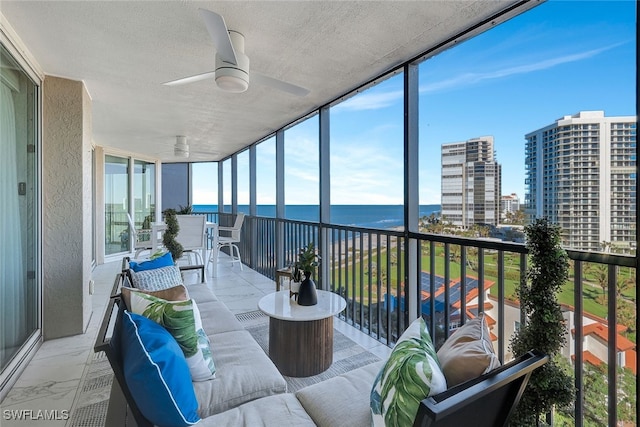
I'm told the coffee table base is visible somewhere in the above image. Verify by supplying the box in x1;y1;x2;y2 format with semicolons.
268;316;334;377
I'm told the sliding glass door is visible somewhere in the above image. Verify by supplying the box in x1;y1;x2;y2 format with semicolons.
104;156;156;256
0;44;40;390
104;155;129;256
133;160;156;232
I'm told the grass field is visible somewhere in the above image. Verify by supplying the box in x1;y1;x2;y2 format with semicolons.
329;242;635;331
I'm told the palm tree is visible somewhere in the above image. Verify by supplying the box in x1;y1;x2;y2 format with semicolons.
591;264;608;302
616;275;636;330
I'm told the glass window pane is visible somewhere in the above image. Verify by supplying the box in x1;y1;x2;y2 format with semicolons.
0;43;39;372
330;73;404;229
105;155;129;255
237;150;250;215
222;159;231;213
192;162;218;212
133;160;155;230
418;1;635;254
256;137;276;217
285;115;319;222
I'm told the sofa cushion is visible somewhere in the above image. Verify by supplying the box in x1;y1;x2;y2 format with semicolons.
121;311;200;427
129;251;174;272
121;284;189;309
370;317;447;427
193;329;288;417
436;313;501;387
185;284;219;303
296;361;383;427
197;394;315;427
196;300;246;334
130;265;183;291
128;291;216;381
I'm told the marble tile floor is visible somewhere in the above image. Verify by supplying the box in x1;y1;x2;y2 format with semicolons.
0;253;391;426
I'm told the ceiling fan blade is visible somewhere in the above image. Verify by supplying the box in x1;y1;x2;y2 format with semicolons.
162;71;216;86
251;72;310;97
198;8;237;65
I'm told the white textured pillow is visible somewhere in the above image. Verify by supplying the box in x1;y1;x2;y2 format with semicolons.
130;265;183;291
436;313;501;387
370;318;447;426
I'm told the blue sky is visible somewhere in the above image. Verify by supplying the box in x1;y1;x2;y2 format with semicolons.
194;0;636;206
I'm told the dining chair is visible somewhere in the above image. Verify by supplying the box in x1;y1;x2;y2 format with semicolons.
126;213;154;258
175;215;207;265
209;212;245;270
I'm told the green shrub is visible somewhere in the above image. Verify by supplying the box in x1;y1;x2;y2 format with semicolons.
162;209;183;262
509;218;574;426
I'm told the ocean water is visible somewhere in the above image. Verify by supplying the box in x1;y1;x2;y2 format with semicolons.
193;204;441;230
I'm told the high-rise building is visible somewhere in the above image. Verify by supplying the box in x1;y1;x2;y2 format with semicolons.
501;193;520;220
441;137;501;228
525;111;637;252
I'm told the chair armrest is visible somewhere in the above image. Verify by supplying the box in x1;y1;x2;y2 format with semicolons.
93;271;153;427
94;272;126;355
413;350;548;427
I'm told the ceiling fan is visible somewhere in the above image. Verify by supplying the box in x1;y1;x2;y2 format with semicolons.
163;9;310;97
172;136;218;159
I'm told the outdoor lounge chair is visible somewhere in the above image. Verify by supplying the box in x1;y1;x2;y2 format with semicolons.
413;349;548;427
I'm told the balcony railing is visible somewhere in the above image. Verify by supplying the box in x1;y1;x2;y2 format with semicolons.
198;211;636;426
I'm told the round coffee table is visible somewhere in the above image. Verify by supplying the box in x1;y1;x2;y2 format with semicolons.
258;290;346;377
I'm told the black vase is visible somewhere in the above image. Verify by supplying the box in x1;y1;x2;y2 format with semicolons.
297;272;318;306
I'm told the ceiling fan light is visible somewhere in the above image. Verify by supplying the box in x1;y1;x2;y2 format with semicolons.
215;71;249;93
214;39;250;93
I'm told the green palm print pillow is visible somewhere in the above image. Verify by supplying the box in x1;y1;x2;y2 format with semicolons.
370;317;447;426
128;292;216;381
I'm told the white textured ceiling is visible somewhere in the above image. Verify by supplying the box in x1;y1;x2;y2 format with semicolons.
0;1;533;162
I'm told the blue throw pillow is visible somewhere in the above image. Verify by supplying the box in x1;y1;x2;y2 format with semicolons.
121;311;200;427
130;251;174;272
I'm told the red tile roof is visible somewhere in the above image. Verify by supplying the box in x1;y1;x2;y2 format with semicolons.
580;323;635;351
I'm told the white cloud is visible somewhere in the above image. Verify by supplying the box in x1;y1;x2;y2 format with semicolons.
333;89;404;112
421;43;621;94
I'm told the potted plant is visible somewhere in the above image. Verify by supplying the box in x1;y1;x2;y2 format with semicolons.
162;208;183;262
178;204;193;214
509;217;574;426
294;242;320;306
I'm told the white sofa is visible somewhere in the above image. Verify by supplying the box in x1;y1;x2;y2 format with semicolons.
95;259;547;427
95;263;381;427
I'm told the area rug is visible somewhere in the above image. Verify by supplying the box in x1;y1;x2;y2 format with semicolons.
69;350;113;427
69;310;381;426
236;310;381;392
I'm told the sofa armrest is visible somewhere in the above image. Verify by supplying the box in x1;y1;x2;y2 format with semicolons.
413;350;548;427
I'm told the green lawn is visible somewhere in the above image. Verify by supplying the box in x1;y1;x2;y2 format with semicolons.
329;243;632;323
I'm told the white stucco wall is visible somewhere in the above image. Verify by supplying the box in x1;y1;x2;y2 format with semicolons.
42;76;92;339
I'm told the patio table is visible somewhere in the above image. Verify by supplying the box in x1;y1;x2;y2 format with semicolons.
258;290;346;377
151;220;219;277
